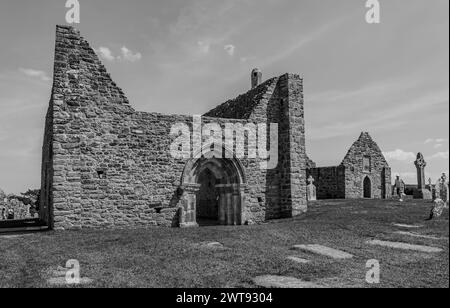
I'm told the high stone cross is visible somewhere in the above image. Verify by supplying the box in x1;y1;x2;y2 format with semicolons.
413;153;432;200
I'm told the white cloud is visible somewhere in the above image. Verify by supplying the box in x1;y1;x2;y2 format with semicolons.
96;47;116;61
425;138;447;144
95;46;142;63
224;44;236;56
424;138;448;150
119;46;142;62
18;68;50;82
428;151;449;160
383;149;416;162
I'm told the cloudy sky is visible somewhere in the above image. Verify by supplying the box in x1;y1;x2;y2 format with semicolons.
0;0;448;193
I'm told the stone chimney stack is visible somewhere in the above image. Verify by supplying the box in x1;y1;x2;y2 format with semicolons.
251;68;262;89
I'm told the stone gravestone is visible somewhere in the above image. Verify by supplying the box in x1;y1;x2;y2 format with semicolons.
428;173;449;220
428;199;446;220
413;153;432;200
307;176;317;201
429;178;434;199
435;173;448;203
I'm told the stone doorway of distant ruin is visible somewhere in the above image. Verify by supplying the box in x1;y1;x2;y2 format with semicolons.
363;176;372;199
196;169;220;226
180;148;246;227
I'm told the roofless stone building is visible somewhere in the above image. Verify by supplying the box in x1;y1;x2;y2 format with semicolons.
39;26;308;230
307;132;392;200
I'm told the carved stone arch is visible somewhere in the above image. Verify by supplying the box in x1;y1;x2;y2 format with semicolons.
181;146;246;185
178;145;247;227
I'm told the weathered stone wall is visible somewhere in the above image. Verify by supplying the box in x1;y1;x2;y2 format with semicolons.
39;99;54;226
206;76;283;220
205;77;280;120
40;26;307;230
341;132;392;199
278;75;307;216
307;166;345;199
206;73;307;219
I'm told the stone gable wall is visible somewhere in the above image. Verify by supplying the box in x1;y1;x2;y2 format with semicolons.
341;132;391;199
277;75;307;216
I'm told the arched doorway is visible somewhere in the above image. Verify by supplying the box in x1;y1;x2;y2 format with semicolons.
363;176;372;199
179;148;246;227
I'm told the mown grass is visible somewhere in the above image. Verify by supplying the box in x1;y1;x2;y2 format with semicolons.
0;199;448;288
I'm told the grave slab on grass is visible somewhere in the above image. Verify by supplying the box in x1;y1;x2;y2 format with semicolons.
394;231;448;241
287;256;310;264
292;244;353;259
0;233;34;239
351;211;368;215
253;275;321;288
393;223;423;229
366;240;443;253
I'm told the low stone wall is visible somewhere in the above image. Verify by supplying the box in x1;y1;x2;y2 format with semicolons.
307;166;345;199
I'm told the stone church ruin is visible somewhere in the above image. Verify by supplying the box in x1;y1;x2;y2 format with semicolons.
307;132;392;200
39;26;308;230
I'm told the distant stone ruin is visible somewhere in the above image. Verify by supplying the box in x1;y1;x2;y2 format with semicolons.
0;189;36;221
307;132;392;200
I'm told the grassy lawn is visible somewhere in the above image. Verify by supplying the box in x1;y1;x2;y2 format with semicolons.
0;199;448;288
